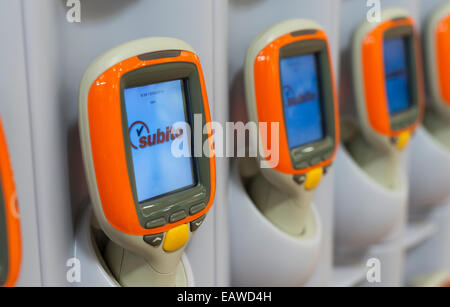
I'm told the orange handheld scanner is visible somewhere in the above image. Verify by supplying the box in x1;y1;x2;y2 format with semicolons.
0;118;21;287
352;8;425;152
424;2;450;121
79;38;215;286
245;19;340;187
244;19;339;235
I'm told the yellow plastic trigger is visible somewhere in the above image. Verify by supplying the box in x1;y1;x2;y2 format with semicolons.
304;168;323;191
396;131;411;150
163;224;189;252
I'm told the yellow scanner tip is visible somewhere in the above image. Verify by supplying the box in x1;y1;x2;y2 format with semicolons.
396;131;411;151
305;168;323;191
163;224;189;252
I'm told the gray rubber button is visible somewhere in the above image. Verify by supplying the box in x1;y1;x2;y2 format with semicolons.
322;151;333;161
323;163;332;175
143;233;164;247
189;203;206;215
310;157;322;166
293;175;306;185
142;203;163;217
190;215;206;232
292;147;304;158
145;217;166;229
169;210;187;223
193;189;207;200
296;161;309;169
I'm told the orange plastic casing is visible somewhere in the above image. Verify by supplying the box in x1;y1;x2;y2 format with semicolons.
0;119;21;287
87;51;216;236
253;30;340;175
361;17;425;137
435;13;450;107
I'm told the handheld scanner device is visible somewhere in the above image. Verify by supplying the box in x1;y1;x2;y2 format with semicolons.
245;20;339;235
79;38;215;285
422;2;450;149
0;118;21;287
352;8;425;152
425;2;450;121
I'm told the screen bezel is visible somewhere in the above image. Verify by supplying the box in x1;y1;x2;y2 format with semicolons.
123;80;198;204
279;39;337;170
383;25;420;131
0;177;9;286
120;62;211;229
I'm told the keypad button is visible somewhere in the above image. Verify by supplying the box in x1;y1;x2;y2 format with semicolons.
190;215;207;232
145;217;166;229
189;203;206;215
293;175;306;185
322;151;333;161
296;161;309;169
162;204;176;214
143;233;164;247
193;189;207;200
169;210;187;223
310;157;322;166
323;163;332;175
292;149;303;159
142;203;160;217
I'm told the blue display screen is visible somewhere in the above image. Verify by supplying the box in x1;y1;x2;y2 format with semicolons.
124;80;196;203
280;54;324;149
383;37;412;115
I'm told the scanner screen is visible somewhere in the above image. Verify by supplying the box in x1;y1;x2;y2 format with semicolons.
124;79;196;203
383;37;412;115
280;53;325;149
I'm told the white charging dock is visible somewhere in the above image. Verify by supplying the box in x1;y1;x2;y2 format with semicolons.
228;163;322;286
334;146;407;251
333;142;408;287
409;127;450;211
405;126;450;286
73;206;195;287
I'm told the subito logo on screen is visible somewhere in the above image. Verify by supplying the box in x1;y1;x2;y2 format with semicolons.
283;85;317;107
128;121;184;150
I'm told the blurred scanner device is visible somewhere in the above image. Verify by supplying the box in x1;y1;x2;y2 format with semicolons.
244;19;340;235
347;8;425;187
0;118;21;287
423;2;450;148
351;8;424;153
